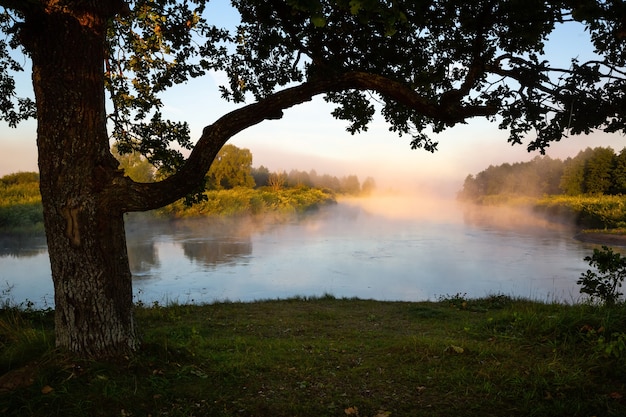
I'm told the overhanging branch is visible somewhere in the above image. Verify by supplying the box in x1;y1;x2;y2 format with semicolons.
119;70;497;211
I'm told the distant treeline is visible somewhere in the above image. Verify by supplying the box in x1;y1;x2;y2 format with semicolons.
458;147;626;202
0;144;377;232
251;166;376;196
117;143;376;196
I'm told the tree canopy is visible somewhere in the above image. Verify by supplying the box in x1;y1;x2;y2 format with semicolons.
206;144;255;189
1;1;624;167
0;0;624;357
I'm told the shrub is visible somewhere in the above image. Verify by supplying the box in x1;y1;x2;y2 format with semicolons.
577;245;626;306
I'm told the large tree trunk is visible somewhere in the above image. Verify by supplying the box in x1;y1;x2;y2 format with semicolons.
26;6;138;357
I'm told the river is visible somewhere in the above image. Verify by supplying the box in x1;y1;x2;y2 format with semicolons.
0;196;613;308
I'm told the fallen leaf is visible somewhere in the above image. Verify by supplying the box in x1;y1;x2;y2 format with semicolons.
41;385;54;394
344;406;359;416
444;345;464;354
610;392;623;400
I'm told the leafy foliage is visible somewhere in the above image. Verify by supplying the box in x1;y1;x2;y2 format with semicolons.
583;147;615;194
206;144;255;190
0;1;623;172
578;245;626;306
158;186;335;217
0;172;38;186
0;1;624;193
105;1;229;174
0;12;36;127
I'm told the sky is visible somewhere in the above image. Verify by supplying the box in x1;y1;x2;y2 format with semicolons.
0;1;624;197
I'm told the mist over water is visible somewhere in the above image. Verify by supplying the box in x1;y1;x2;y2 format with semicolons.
0;195;612;308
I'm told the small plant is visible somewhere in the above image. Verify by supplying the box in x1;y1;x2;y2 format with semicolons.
596;332;626;359
577;245;626;306
438;292;468;309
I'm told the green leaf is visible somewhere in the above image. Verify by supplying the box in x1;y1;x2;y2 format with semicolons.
311;15;327;27
349;0;362;15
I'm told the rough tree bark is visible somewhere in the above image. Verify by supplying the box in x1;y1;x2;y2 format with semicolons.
23;3;139;357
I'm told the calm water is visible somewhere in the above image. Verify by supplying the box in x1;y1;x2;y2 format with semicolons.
0;197;612;308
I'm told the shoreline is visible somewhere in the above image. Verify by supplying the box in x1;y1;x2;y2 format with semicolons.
574;231;626;246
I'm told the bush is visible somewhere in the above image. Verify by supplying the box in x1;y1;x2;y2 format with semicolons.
0;171;39;186
577;245;626;306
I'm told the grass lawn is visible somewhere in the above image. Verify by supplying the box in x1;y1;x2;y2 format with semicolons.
1;295;626;416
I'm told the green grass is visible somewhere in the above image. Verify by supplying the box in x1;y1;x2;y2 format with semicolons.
2;295;626;416
535;195;626;230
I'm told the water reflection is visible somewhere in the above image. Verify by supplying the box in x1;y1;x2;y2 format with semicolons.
123;215;266;279
0;199;618;308
0;234;47;257
461;203;574;235
125;221;161;277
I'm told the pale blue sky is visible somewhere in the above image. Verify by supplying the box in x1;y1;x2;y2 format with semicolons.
0;2;624;196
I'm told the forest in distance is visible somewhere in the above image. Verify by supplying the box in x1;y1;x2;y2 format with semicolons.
458;146;626;232
459;146;626;201
0;144;376;233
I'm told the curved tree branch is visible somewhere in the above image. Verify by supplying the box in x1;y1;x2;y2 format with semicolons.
116;70;497;212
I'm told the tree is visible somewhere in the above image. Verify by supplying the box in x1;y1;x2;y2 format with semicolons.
560;148;595;195
206;144;255;189
287;169;313;188
361;177;376;196
533;155;564;195
583;147;615;194
0;0;624;358
251;165;271;188
340;174;361;195
268;171;287;191
612;148;626;194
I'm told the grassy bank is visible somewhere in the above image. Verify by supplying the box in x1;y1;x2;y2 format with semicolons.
157;186;335;218
0;175;335;233
535;195;626;230
2;296;626;416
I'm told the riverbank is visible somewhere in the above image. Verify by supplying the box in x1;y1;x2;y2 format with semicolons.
0;185;337;234
574;229;626;246
2;296;626;416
